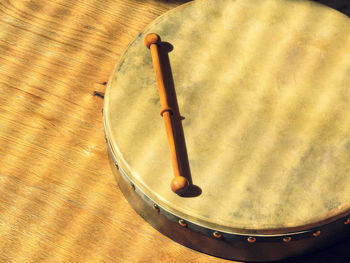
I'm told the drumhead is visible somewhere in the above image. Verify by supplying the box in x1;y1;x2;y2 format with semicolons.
104;0;350;235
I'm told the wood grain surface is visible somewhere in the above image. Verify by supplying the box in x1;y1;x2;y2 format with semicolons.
0;0;349;262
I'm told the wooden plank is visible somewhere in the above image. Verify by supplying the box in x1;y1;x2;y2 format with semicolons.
0;0;348;262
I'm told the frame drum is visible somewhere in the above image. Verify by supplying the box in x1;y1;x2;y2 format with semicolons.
103;0;350;261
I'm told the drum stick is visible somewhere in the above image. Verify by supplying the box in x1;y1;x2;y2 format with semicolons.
145;33;189;194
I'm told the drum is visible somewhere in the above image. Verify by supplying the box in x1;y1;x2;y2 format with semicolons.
103;0;350;261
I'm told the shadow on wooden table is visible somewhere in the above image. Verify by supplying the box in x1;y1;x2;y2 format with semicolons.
276;236;350;263
313;0;350;16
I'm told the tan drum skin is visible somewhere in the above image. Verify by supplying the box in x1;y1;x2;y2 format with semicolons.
103;0;350;261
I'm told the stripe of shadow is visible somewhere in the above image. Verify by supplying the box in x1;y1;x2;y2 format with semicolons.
267;104;350;224
54;1;198;259
0;80;102;132
83;157;193;262
0;1;47;153
0;0;117;102
190;0;304;220
109;1;207;199
125;0;294;222
0;0;122;162
0;0;118;254
2;109;108;260
181;0;286;165
58;195;151;262
1;1;117;51
219;2;320;190
255;23;350;227
14;1;161;261
126;0;250;204
0;4;103;227
0;0;83;156
0;174;26;215
0;0;173;178
175;0;247;134
0;165;124;262
233;7;350;230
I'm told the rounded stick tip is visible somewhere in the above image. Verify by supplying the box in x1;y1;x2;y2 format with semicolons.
144;33;160;48
171;176;189;195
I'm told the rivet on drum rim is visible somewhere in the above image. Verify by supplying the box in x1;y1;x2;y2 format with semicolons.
115;163;119;169
283;237;292;243
344;218;350;225
153;204;160;213
313;230;321;237
178;219;187;227
247;237;256;243
130;183;135;191
213;231;222;238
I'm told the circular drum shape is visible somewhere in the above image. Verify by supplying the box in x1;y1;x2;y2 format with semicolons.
103;0;350;261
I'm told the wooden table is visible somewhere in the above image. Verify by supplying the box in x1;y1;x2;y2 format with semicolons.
0;0;349;262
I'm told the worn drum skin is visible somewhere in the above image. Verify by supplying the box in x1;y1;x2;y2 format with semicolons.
103;0;350;261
